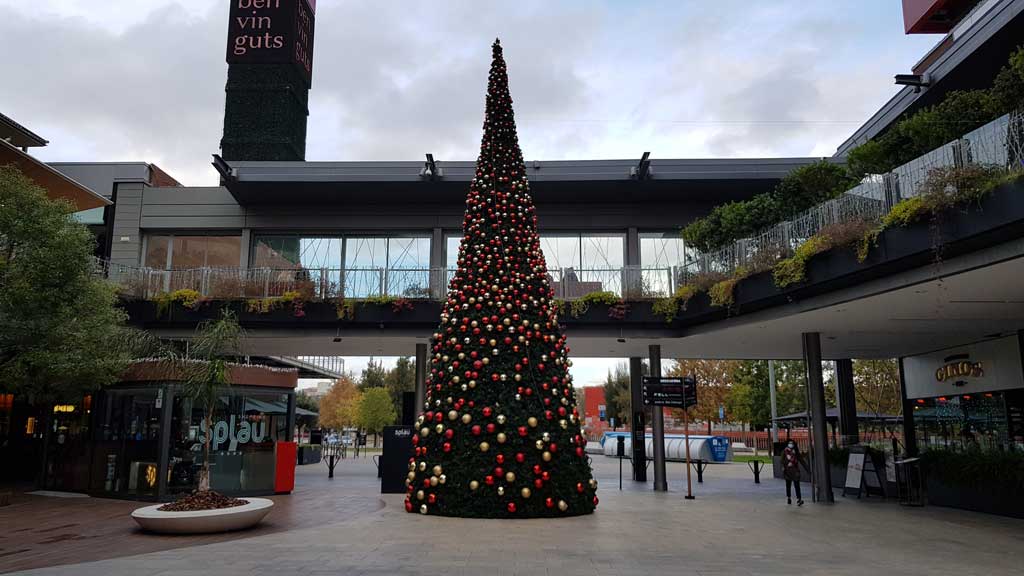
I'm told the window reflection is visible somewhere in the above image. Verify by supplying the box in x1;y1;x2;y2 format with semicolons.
541;234;625;297
640;232;693;297
143;235;241;269
169;390;290;495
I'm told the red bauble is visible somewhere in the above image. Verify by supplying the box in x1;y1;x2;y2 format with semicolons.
405;499;413;512
485;475;495;486
545;497;554;509
576;482;584;493
507;502;517;513
515;452;525;463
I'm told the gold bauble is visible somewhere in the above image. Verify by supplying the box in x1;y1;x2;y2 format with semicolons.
462;414;472;424
558;500;568;512
496;432;507;444
469;480;480;491
514;374;522;382
497;486;505;496
479;442;490;452
420;427;430;437
418;461;427;471
430;476;439;487
542;451;552;462
505;472;516;483
560;419;568;429
439;474;447;485
542;432;551;442
482;357;490;365
589;479;598;490
407;471;416;480
469;380;477;389
432;465;443;476
434;424;444;434
535;440;544;450
527;417;538;428
521;487;532;499
416;490;425;501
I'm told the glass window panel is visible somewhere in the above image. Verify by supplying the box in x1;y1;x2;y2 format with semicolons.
580;235;625;269
253;236;302;269
298;237;342;270
144;236;171;268
640;232;690;268
205;236;241;268
540;236;579;271
385;237;431;298
73;207;105;225
171;237;207;269
344;237;388;269
387;237;430;269
446;235;461;270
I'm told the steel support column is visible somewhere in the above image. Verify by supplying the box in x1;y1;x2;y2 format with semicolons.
898;357;918;456
802;332;833;503
649;345;668;491
628;357;647;482
835;359;859;446
414;343;428;417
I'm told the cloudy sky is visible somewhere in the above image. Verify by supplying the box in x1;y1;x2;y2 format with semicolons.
2;1;939;187
1;1;940;388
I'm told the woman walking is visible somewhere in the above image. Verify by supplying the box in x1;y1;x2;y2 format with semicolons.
783;440;804;506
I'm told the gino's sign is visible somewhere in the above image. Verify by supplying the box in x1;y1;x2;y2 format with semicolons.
935;354;984;386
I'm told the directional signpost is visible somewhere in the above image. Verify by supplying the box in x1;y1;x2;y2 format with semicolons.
642;376;698;499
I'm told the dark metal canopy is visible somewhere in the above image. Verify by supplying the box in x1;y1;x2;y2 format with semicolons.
213;155;829;206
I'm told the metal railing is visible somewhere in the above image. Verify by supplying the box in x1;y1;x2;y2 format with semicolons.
96;260;680;301
677;110;1024;285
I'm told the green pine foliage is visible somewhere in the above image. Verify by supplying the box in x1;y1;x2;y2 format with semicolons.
406;41;597;518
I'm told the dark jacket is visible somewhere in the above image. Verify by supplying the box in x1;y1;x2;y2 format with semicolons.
782;446;801;481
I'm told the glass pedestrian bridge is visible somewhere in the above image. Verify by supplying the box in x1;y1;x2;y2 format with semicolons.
95;261;689;301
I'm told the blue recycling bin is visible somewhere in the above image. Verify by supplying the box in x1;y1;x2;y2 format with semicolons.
709;436;730;462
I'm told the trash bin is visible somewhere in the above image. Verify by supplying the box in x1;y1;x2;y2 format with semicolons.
895;457;923;507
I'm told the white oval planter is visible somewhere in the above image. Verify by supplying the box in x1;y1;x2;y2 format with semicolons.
131;498;274;534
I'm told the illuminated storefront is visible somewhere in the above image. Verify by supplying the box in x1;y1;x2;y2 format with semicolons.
903;335;1024;452
0;361;298;501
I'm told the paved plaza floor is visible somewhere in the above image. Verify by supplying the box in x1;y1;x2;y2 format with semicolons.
3;455;1023;575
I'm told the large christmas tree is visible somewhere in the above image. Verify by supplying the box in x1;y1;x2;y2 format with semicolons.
405;40;598;518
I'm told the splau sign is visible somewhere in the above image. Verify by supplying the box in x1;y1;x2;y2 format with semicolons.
199;416;270;452
226;0;316;86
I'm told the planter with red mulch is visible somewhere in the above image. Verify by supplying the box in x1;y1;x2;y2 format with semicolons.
132;490;273;534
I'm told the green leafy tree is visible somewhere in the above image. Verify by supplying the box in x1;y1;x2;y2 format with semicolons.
853;359;903;418
183;310;243;491
668;359;738;433
357;386;396;447
359;357;388;389
601;363;631;429
296;391;320;413
385;356;416;423
0;166;159;479
727;360;809;430
319;376;362;430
